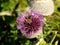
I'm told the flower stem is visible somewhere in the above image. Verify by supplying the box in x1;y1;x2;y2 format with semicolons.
50;31;57;45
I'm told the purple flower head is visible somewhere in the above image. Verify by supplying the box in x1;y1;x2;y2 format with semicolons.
16;10;44;38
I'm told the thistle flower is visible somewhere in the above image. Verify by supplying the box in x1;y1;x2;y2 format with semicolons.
16;10;44;38
29;0;54;16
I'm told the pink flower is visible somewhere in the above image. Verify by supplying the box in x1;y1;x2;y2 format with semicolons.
16;10;44;38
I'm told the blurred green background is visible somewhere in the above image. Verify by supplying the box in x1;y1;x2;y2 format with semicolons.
0;0;60;45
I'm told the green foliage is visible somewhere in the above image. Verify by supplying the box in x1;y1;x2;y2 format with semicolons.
0;0;18;11
0;0;60;45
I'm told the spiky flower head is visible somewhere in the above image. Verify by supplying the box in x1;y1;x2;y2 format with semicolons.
16;10;44;38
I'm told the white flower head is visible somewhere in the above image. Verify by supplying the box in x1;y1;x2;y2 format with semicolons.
29;0;54;16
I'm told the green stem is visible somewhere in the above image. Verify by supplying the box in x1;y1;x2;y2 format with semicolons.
2;16;5;21
50;31;57;45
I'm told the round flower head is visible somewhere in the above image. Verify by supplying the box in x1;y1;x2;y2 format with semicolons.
16;10;44;38
29;0;54;16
